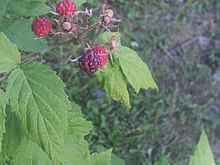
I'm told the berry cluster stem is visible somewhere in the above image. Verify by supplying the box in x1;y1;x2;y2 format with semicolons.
77;21;100;40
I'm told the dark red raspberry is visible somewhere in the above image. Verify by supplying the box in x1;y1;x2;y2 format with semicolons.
78;49;100;73
32;18;52;37
56;0;77;16
92;46;108;68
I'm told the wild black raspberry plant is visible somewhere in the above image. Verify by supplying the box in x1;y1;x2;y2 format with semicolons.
0;0;158;164
32;0;123;73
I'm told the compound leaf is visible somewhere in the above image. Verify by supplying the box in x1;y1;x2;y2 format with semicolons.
0;32;20;74
67;102;92;138
0;89;7;153
189;129;216;165
98;32;157;106
99;31;158;93
0;18;47;52
56;102;92;165
114;46;158;93
12;137;53;165
6;62;71;160
58;102;112;165
89;149;112;165
59;135;90;165
97;61;130;107
58;102;91;165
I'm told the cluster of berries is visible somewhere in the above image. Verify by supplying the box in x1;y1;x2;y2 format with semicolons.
31;0;120;73
32;0;77;37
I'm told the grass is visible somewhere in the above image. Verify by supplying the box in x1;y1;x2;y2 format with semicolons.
45;0;220;164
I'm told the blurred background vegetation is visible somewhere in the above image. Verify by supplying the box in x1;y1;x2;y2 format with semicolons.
42;0;220;164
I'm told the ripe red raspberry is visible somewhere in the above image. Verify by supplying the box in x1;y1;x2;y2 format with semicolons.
56;0;77;16
32;18;52;37
78;49;100;73
92;46;108;68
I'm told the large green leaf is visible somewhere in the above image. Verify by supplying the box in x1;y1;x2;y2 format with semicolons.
99;31;158;93
0;33;20;74
58;102;112;165
1;107;25;163
114;46;158;93
89;149;112;165
0;0;50;18
67;102;92;138
6;62;71;160
97;61;130;107
189;129;216;165
97;32;157;106
0;90;7;153
12;137;53;165
58;102;91;165
0;18;47;52
59;135;90;165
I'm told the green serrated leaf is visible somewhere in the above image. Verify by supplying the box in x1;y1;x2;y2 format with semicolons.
67;102;93;138
98;31;157;106
0;18;47;52
96;145;125;165
114;46;158;93
0;32;20;74
98;31;158;93
59;135;90;165
58;102;91;165
1;106;25;163
97;61;130;107
0;0;50;18
6;62;71;160
12;137;53;165
0;89;7;153
189;129;216;165
89;149;112;165
59;101;112;165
